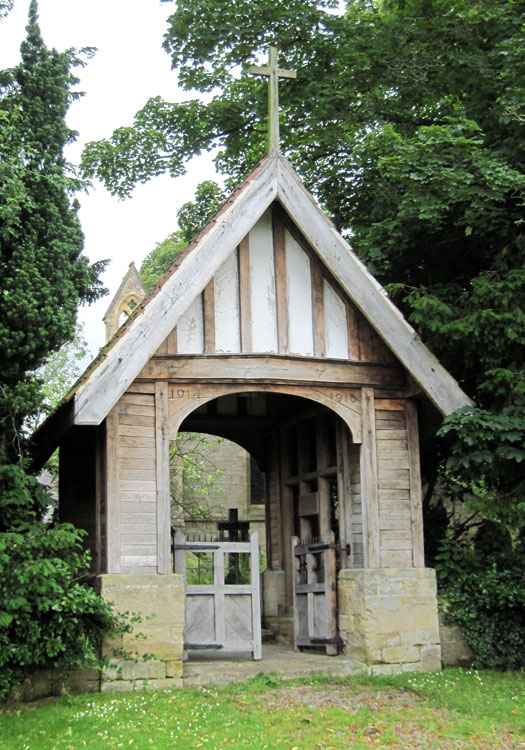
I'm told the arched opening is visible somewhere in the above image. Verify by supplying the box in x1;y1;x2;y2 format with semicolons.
170;390;361;653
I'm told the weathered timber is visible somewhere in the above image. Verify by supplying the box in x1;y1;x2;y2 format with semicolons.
238;237;253;353
361;388;380;567
155;382;171;574
406;400;425;567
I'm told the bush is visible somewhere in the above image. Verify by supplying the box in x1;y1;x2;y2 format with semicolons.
0;464;130;701
435;536;525;670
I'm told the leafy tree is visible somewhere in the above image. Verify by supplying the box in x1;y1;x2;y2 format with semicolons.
83;0;525;533
140;179;226;291
0;4;125;699
0;0;105;462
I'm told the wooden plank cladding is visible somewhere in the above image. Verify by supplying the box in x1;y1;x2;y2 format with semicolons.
153;207;396;365
375;402;414;568
116;391;158;573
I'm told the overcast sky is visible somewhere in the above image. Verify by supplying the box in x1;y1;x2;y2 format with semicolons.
0;0;217;357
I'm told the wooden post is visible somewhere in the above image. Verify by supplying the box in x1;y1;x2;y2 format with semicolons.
250;532;262;660
155;381;171;574
174;528;186;578
105;405;121;573
272;208;288;353
203;279;216;354
406;400;425;567
361;388;380;568
336;419;352;569
311;263;325;358
238;237;253;353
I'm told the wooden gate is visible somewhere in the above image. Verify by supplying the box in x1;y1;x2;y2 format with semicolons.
292;531;339;655
174;531;262;660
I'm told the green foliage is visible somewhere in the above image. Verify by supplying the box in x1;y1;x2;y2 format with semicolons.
438;400;525;528
140;232;186;293
0;2;106;460
139;180;227;292
0;465;130;702
435;536;525;670
170;432;224;520
177;180;227;243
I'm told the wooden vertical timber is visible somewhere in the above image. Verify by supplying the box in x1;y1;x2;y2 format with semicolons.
280;425;295;607
203;279;216;354
214;547;226;644
238;237;253;353
250;532;262;659
105;406;121;573
406;400;425;567
155;382;171;573
315;413;331;537
272;207;289;353
95;427;105;574
166;327;178;355
346;303;360;361
336;419;352;569
324;530;338;655
361;388;380;568
173;528;186;578
311;263;325;358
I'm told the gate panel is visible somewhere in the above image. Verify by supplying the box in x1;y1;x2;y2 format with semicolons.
292;531;338;655
174;531;262;660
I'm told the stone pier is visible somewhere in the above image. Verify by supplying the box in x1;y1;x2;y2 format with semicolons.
338;568;441;674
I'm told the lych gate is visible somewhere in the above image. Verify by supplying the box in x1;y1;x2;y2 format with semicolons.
33;153;471;689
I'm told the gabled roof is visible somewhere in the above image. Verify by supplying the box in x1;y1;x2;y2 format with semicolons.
63;154;473;429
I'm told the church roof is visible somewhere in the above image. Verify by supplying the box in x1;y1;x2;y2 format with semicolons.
32;153;471;461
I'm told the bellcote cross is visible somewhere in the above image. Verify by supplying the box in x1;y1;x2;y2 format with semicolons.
249;46;297;155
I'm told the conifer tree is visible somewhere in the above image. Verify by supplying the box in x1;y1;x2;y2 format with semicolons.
0;1;105;461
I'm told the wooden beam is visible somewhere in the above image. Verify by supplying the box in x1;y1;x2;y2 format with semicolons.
139;354;405;389
155;382;171;574
406;399;425;567
311;262;325;358
74;156;279;425
105;406;120;573
272;207;288;353
360;388;380;568
203;279;216;354
238;237;253;353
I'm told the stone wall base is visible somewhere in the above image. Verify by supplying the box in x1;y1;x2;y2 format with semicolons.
338;568;441;674
439;609;474;666
97;573;185;692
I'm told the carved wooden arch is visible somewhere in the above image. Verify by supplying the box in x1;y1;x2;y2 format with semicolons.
166;382;362;443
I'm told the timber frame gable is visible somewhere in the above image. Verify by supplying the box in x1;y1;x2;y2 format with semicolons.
71;154;471;428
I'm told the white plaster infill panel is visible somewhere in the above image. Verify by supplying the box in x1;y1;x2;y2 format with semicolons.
73;157;279;426
177;295;204;354
214;250;241;353
249;209;278;353
285;229;313;356
323;279;349;359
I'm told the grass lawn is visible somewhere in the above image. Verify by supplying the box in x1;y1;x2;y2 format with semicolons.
0;668;523;749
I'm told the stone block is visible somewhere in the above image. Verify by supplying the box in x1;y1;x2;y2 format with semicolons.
262;569;286;617
420;645;442;672
121;660;167;681
166;659;183;678
381;645;420;664
101;680;134;693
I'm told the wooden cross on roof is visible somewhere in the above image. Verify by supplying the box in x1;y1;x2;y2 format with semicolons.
249;46;296;154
